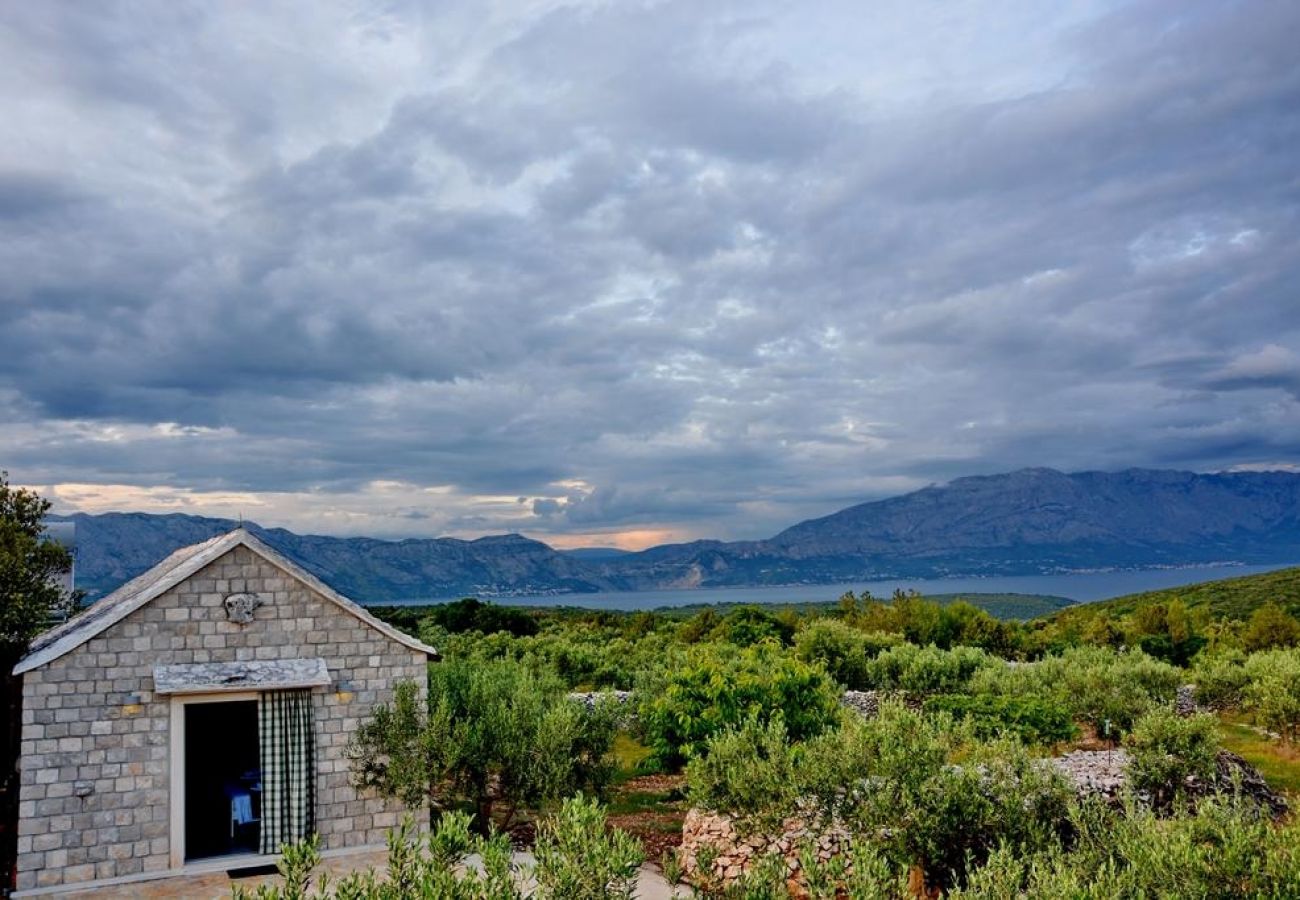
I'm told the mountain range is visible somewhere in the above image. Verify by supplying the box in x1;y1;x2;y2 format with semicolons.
53;467;1300;603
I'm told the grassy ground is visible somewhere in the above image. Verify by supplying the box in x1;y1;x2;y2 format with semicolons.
1217;720;1300;797
606;733;688;861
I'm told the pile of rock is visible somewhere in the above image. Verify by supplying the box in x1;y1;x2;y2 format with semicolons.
839;690;922;717
566;689;634;711
839;690;880;718
1050;747;1287;817
677;808;851;892
1052;748;1130;801
1211;750;1290;818
1175;684;1198;716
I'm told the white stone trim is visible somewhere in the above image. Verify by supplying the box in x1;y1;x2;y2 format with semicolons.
14;528;438;675
169;690;261;870
154;658;332;695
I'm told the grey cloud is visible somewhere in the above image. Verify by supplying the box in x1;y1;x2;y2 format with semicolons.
0;0;1297;542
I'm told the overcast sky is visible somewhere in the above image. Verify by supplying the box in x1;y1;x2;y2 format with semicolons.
2;0;1297;548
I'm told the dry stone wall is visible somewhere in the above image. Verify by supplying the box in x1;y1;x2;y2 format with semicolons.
15;545;429;893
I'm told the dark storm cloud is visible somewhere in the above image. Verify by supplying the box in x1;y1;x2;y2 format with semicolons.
1;0;1297;540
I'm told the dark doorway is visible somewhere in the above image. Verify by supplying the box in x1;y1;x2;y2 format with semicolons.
184;700;261;860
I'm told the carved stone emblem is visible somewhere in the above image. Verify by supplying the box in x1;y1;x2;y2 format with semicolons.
224;592;263;624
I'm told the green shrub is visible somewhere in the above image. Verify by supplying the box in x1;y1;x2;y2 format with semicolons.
235;800;644;899
860;643;996;694
1124;707;1219;808
422;597;540;637
348;660;619;831
794;618;872;689
1192;649;1250;710
708;605;794;647
923;694;1078;745
637;642;840;767
532;794;644;899
1243;649;1300;743
1242;602;1300;652
971;646;1180;735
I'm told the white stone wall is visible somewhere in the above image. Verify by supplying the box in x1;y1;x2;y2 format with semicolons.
15;545;429;892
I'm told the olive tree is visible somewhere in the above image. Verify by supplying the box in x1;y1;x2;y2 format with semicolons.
348;657;620;832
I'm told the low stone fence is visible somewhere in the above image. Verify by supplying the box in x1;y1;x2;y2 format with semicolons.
678;748;1287;891
678;808;851;893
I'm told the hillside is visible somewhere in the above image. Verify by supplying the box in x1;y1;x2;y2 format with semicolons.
1046;565;1300;624
53;467;1300;601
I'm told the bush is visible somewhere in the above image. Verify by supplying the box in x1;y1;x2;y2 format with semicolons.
685;716;802;827
688;702;1072;891
794;618;872;689
860;643;996;694
708;605;794;647
1242;602;1300;652
923;694;1078;745
971;646;1180;736
637;642;840;767
422;597;540;637
1191;650;1250;710
532;794;644;899
1243;649;1300;743
233;800;643;899
348;660;619;831
1124;707;1218;808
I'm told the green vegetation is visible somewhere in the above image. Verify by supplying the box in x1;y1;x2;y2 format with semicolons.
0;473;77;654
346;583;1300;896
232;797;643;900
348;658;620;831
1218;721;1300;796
638;642;840;767
1053;565;1300;623
923;694;1078;745
1124;708;1219;808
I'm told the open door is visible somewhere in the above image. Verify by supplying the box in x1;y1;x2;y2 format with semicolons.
183;700;261;861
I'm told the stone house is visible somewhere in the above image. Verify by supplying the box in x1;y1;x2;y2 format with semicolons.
10;528;438;896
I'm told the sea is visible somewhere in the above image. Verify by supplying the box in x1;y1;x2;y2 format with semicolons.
386;562;1296;611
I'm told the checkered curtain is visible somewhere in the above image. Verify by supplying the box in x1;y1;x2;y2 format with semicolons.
259;689;316;854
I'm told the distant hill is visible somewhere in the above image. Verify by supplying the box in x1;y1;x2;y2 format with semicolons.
596;468;1300;588
53;467;1300;602
55;512;616;602
1046;565;1300;624
561;547;634;561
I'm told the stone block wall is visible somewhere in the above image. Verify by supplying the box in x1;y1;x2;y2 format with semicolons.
15;545;429;893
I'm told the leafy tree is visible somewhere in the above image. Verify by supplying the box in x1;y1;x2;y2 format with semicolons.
794;618;872;688
1;475;76;891
707;605;793;647
637;642;839;767
860;642;996;694
1241;602;1300;652
348;659;619;832
0;473;76;657
923;694;1078;745
422;597;539;637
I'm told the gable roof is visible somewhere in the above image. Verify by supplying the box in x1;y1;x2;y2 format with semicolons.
14;528;438;675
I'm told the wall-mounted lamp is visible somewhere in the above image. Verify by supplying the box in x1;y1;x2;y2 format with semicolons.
334;680;355;703
122;692;144;716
